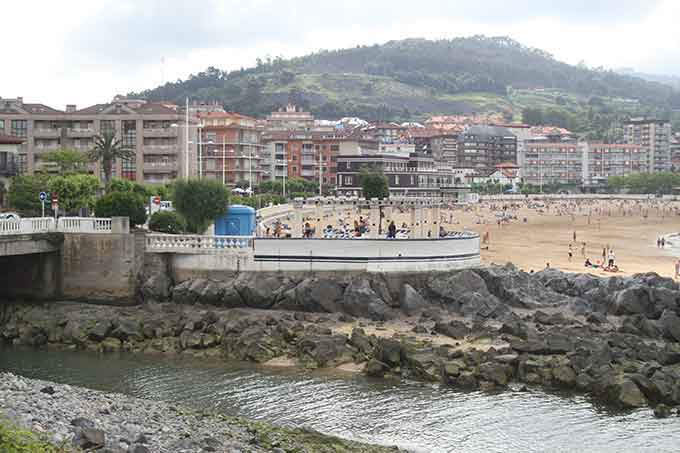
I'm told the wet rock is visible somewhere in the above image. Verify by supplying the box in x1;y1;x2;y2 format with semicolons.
533;311;568;325
653;404;672;419
297;335;350;368
40;385;55;395
112;319;143;342
499;320;529;339
586;312;607;325
477;362;511;386
375;339;402;368
552;366;577;387
236;275;287;309
365;359;389;378
349;328;374;356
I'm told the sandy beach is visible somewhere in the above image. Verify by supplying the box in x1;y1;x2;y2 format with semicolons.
451;199;680;278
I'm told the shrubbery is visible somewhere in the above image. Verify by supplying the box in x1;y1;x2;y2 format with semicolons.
173;179;229;233
94;192;146;226
149;211;186;234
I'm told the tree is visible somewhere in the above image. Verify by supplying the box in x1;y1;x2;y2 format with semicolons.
360;167;389;199
109;178;150;198
172;179;229;233
42;149;88;175
87;132;134;189
48;174;100;215
94;192;146;226
149;211;186;234
8;174;51;216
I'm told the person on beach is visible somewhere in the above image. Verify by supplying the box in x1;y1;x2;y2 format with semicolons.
568;244;573;262
675;260;680;280
387;220;396;239
581;242;586;257
608;249;616;267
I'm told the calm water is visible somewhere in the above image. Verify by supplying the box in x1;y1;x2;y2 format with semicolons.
0;346;677;453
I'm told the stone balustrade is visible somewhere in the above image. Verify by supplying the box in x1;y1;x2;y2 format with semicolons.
146;234;254;254
0;217;125;235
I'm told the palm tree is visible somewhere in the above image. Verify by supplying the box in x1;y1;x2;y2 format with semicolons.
87;131;134;189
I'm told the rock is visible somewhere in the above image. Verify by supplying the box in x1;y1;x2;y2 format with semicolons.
73;427;105;450
141;274;172;302
399;284;429;315
433;320;470;339
276;278;344;313
71;417;95;429
349;328;373;356
365;359;389;378
375;339;402;368
475;264;568;308
99;337;123;353
612;286;654;318
659;309;680;342
609;377;647;408
198;281;226;306
297;335;350;368
571;274;601;296
428;269;490;310
412;325;429;334
477;362;511;386
129;445;150;453
586;312;607;325
653;404;672;419
552;366;577;387
620;315;661;339
40;385;55;395
236;275;287;309
370;277;396;308
340;279;393;321
499;321;529;339
112;319;143;341
632;272;678;291
459;292;506;319
221;286;244;308
88;321;113;341
172;279;206;305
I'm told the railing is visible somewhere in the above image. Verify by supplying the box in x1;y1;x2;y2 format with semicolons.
58;217;112;233
146;234;254;253
0;217;113;235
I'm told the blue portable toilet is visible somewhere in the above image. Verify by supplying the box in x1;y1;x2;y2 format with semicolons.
214;204;256;236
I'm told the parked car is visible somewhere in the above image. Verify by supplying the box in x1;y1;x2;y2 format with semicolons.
0;212;20;221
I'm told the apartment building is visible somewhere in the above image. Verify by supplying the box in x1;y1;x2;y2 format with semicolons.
0;134;22;207
523;135;646;187
456;125;517;172
336;151;458;198
671;133;680;171
624;118;671;173
197;112;264;187
522;136;581;186
0;96;193;184
261;131;342;191
411;128;459;167
582;143;646;186
265;104;315;131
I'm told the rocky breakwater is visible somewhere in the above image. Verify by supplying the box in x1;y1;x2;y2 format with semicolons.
0;372;401;453
3;265;680;416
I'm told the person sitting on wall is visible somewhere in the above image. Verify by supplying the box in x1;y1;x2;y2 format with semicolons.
584;258;593;267
439;225;447;238
303;222;313;238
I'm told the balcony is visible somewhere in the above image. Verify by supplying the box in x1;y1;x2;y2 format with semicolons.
143;145;177;155
33;129;61;139
143;128;177;138
143;162;177;173
67;128;95;138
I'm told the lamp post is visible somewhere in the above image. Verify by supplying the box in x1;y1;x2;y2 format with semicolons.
222;141;227;186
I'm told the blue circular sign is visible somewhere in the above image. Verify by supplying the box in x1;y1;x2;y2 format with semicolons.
39;191;47;201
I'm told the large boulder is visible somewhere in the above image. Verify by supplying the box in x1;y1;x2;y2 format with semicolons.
198;281;227;306
660;309;680;342
631;273;678;291
296;335;351;368
340;279;393;321
611;286;655;318
474;264;568;308
459;292;507;319
171;279;207;305
276;278;344;313
235;275;289;309
399;284;429;315
428;269;489;307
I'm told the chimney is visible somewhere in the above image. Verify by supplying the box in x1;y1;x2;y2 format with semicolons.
66;104;76;113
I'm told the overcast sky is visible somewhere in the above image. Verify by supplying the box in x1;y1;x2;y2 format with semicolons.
2;0;679;109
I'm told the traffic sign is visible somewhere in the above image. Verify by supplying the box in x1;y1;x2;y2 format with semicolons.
39;191;47;202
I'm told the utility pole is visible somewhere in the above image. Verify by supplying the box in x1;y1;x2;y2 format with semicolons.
184;97;189;179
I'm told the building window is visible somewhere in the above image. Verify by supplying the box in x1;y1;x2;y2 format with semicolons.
11;120;27;137
101;120;115;135
0;119;4;131
121;157;136;181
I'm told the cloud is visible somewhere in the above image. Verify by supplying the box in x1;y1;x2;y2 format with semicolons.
1;0;678;108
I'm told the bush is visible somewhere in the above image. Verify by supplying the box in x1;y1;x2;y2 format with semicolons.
173;179;229;233
149;211;186;234
0;417;64;452
94;192;146;226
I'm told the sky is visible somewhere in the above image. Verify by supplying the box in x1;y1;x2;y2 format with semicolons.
2;0;679;109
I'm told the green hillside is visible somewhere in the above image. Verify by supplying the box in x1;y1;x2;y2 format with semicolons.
130;36;680;138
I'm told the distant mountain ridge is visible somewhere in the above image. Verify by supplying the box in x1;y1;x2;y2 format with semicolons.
616;68;680;91
129;36;680;132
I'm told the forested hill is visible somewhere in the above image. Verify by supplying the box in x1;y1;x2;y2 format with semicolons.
130;36;680;127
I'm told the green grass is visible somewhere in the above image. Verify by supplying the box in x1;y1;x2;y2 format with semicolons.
0;418;70;453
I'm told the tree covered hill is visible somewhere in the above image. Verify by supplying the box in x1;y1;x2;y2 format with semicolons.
130;36;680;131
